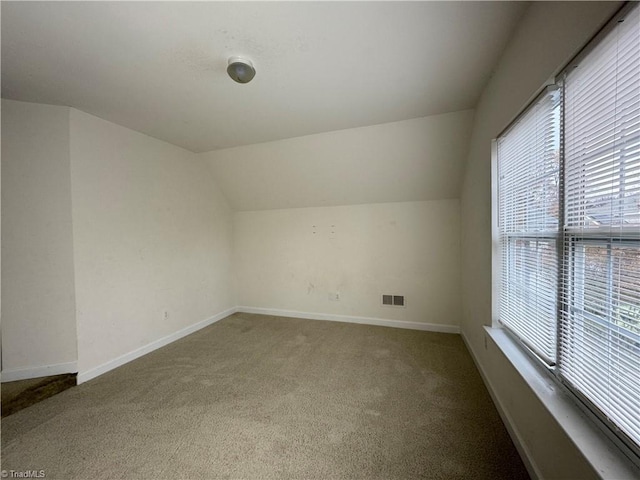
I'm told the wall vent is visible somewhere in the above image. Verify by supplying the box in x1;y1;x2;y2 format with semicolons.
382;294;405;307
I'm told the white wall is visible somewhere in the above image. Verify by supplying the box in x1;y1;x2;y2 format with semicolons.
459;2;625;478
202;111;474;211
235;200;460;330
1;100;78;376
69;109;234;376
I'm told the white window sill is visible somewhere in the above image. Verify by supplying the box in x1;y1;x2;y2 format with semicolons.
483;326;640;480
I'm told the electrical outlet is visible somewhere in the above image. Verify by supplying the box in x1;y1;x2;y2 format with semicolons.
329;292;340;301
163;310;169;320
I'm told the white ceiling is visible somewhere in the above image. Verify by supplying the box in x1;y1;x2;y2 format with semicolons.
2;1;527;153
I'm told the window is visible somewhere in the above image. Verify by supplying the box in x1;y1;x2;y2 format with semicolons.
497;86;561;365
496;3;640;460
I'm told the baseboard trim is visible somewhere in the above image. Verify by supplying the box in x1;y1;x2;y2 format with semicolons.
460;330;541;480
70;305;459;385
77;307;237;384
237;306;460;334
1;362;78;383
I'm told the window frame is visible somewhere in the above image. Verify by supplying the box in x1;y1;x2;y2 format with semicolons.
492;1;640;466
495;84;562;366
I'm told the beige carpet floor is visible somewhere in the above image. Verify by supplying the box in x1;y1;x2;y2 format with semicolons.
1;313;529;479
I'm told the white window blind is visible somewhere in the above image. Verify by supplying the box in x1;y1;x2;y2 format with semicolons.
561;2;640;450
496;3;640;457
497;87;561;364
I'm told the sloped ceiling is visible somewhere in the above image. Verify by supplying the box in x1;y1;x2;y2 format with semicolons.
202;110;475;211
2;1;527;153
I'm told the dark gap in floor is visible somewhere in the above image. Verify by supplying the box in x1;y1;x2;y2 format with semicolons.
1;373;77;417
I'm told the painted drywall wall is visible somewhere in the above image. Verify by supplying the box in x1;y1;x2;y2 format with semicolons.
1;100;2;371
1;99;78;375
69;109;234;376
459;2;627;478
202;111;474;211
234;200;461;329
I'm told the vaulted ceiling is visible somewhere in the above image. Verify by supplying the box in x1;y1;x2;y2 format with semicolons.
2;1;527;153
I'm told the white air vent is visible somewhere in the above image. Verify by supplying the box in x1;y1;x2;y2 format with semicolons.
382;294;405;307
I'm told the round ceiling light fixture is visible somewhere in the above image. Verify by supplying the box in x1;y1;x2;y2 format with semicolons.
227;56;256;84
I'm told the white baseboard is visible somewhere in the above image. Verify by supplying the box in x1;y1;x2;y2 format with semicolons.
237;306;460;334
70;305;458;385
460;330;540;480
1;361;78;383
77;307;237;384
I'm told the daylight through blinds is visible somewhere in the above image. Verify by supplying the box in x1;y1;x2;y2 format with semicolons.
496;3;640;455
560;3;640;449
497;87;560;364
